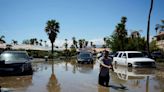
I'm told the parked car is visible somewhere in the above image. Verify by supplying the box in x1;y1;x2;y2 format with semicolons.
77;52;93;64
0;51;33;75
113;51;156;68
151;51;163;59
109;51;116;59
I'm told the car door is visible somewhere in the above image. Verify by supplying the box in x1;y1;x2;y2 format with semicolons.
121;53;127;65
117;53;123;65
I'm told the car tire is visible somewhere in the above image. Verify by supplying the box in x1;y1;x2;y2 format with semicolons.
128;63;132;67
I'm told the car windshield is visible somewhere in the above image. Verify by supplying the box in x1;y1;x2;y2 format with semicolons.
79;53;91;58
128;53;144;58
0;52;29;61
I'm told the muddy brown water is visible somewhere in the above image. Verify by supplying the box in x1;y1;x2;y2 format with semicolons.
0;59;164;92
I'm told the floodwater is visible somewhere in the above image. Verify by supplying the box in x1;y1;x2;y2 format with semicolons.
0;59;164;92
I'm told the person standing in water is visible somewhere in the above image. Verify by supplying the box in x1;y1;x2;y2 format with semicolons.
98;50;113;87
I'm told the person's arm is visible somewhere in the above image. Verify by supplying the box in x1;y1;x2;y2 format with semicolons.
98;58;111;69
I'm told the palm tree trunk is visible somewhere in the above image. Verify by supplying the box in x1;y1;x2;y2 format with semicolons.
51;42;54;54
147;0;153;55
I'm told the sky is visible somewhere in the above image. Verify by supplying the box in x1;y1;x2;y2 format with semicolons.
0;0;164;46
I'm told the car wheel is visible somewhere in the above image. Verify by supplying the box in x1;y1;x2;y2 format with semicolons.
114;61;117;66
128;63;132;67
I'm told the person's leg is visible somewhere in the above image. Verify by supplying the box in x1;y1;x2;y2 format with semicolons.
99;74;105;86
105;74;110;87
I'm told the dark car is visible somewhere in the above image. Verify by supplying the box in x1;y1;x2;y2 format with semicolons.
77;52;93;64
0;51;32;75
151;51;164;59
109;52;116;59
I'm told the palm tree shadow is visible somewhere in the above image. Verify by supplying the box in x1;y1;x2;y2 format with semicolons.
107;84;128;90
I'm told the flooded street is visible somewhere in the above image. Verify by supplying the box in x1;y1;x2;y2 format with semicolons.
0;59;164;92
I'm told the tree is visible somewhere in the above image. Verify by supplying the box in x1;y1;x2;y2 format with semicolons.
64;39;68;50
22;39;30;44
85;41;88;48
103;37;107;48
155;20;164;35
72;37;78;48
44;40;47;47
90;41;93;47
45;19;60;54
0;35;5;43
146;0;154;55
115;16;128;50
12;40;18;45
78;39;83;48
40;39;43;46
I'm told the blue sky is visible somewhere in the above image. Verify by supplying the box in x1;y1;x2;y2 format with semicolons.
0;0;164;46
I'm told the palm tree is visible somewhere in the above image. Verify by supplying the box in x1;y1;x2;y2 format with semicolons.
72;37;78;48
45;19;60;54
79;39;83;48
90;41;93;47
64;39;68;50
147;0;154;55
155;20;164;35
0;35;5;44
115;16;128;50
40;39;43;46
12;40;18;45
85;41;88;48
44;40;47;47
103;37;107;48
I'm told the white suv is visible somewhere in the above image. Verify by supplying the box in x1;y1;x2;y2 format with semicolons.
113;51;156;68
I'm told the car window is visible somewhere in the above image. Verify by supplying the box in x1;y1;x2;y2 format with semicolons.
128;53;144;58
0;52;29;61
79;53;91;58
114;53;118;57
122;53;127;58
118;53;122;58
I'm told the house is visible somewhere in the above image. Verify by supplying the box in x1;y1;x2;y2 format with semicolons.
154;31;164;51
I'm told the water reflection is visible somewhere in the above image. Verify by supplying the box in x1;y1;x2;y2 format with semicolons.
113;65;155;80
47;59;61;92
0;75;32;91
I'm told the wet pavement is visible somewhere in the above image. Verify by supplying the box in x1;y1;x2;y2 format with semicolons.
0;59;164;92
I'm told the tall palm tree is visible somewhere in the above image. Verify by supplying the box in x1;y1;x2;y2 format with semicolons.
45;19;60;54
0;35;5;44
147;0;154;55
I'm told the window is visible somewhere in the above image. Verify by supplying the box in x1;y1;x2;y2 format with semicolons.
128;53;144;58
118;53;122;58
122;53;127;58
114;53;119;57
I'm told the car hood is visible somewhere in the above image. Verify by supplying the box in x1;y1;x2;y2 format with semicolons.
4;60;29;64
128;58;155;62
